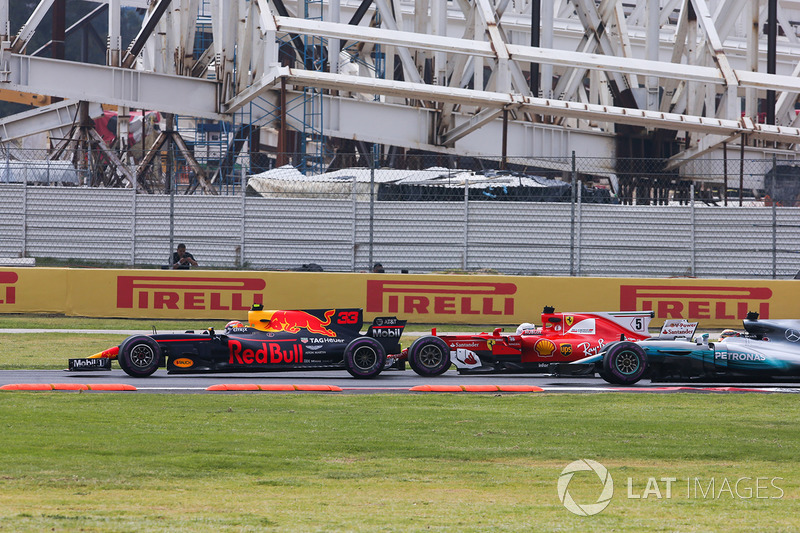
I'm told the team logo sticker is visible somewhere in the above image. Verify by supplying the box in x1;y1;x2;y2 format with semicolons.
565;315;574;327
534;338;556;357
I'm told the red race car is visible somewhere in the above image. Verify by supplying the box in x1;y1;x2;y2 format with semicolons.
404;306;654;376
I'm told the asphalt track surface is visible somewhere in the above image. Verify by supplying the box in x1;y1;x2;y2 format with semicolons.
3;329;800;394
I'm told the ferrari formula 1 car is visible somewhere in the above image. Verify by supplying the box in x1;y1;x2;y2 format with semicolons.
68;305;406;379
403;306;654;376
569;312;800;385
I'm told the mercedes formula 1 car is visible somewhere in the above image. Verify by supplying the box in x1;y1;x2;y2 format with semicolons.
568;312;800;385
403;306;654;376
68;305;406;379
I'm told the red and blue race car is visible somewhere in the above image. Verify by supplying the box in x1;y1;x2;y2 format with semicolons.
69;305;406;379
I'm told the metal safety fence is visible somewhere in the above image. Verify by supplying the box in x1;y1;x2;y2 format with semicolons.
0;149;798;279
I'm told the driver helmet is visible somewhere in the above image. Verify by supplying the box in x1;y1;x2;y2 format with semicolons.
718;329;741;341
516;322;537;335
225;320;245;332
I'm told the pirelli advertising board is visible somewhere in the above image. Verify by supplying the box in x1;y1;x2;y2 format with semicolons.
0;268;797;328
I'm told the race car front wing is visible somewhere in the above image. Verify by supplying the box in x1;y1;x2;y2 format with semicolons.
68;358;112;371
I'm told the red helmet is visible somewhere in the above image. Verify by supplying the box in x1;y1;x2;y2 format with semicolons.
225;320;245;331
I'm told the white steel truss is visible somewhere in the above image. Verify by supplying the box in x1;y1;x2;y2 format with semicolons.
3;0;800;168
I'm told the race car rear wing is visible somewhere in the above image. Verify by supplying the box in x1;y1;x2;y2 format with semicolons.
366;316;407;354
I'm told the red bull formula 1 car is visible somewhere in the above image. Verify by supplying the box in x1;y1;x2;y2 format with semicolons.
68;305;406;379
403;306;653;376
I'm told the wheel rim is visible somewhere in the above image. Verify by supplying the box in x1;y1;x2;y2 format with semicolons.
418;345;444;369
614;350;640;375
130;343;155;368
353;345;377;370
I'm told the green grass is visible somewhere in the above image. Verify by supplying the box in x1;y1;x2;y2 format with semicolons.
0;333;123;369
0;394;797;532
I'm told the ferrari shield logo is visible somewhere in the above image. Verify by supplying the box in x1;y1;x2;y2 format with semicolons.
486;339;496;351
565;316;574;327
560;344;572;357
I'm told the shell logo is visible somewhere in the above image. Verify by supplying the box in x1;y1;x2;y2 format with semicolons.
173;358;194;368
534;338;557;357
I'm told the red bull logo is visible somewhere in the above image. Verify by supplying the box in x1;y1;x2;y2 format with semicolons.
117;275;265;310
229;340;304;364
262;309;337;337
366;280;516;316
0;272;17;304
620;285;772;321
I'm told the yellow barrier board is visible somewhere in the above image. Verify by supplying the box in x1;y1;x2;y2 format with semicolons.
0;268;797;328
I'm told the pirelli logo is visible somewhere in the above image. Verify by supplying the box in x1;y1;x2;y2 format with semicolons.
620;285;771;320
366;279;516;316
117;275;266;310
0;272;17;304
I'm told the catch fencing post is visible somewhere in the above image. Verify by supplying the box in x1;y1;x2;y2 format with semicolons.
576;185;582;275
463;178;469;270
368;147;376;269
351;173;357;272
131;171;137;267
240;167;246;269
168;167;175;267
22;156;27;258
772;155;777;279
690;183;696;277
570;151;576;276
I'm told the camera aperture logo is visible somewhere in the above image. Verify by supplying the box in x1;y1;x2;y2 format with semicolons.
557;459;614;516
557;460;785;516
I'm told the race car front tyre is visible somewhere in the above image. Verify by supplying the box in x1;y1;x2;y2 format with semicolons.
118;335;162;378
408;336;451;376
601;341;647;385
344;337;387;379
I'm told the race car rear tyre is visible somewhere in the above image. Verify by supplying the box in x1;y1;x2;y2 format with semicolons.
117;335;161;378
344;337;387;379
602;341;647;385
408;336;451;376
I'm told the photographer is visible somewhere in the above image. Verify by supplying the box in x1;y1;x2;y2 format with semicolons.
172;243;198;269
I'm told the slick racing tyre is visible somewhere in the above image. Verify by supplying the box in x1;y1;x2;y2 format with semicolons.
344;337;387;379
408;336;451;376
602;342;647;385
117;335;162;378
